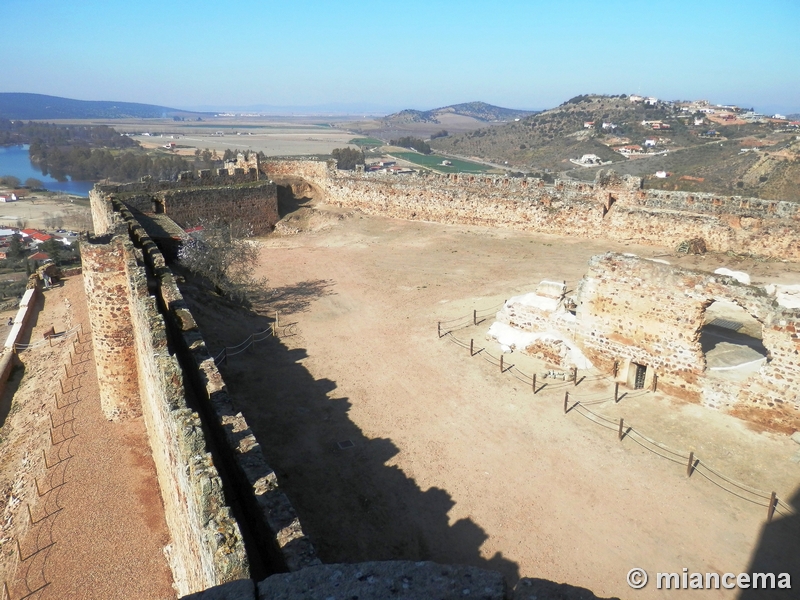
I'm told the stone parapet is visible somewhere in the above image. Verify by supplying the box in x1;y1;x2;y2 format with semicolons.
81;210;249;595
263;159;800;261
105;198;319;576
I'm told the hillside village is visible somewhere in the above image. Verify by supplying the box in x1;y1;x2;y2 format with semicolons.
427;93;800;200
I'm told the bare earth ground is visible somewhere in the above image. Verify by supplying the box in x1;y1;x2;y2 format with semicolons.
0;276;174;599
185;205;800;599
0;193;92;232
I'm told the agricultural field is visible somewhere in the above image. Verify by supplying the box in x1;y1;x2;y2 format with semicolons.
388;151;498;174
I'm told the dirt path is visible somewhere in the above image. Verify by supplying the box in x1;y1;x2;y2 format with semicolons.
1;277;175;599
187;206;800;599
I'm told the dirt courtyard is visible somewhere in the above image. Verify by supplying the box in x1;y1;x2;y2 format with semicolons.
186;205;800;599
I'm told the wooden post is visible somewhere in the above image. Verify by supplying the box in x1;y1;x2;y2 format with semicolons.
652;373;658;392
613;360;619;377
618;418;624;440
275;311;279;328
437;322;441;338
473;309;477;326
687;452;694;477
532;373;537;394
563;391;569;413
767;492;777;522
614;382;619;403
470;339;473;356
573;367;578;386
500;355;504;373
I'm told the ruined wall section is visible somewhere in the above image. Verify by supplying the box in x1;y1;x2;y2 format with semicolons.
93;179;279;237
80;235;140;420
263;160;800;260
111;200;319;573
82;210;249;595
573;254;800;432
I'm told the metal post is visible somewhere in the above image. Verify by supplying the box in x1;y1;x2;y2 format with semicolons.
438;322;441;338
470;339;473;356
275;311;279;328
618;418;624;440
652;373;658;392
687;452;694;477
614;382;619;403
563;391;569;413
500;355;504;373
573;367;578;386
532;373;536;394
613;360;618;377
767;492;777;522
473;309;477;326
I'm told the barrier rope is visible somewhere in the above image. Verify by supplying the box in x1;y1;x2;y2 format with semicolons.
213;326;275;365
13;325;82;352
438;306;795;520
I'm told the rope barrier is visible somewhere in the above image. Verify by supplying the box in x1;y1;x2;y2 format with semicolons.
14;325;82;352
438;308;796;520
213;326;276;365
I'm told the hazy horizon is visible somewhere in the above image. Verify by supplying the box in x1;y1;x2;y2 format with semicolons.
1;0;799;116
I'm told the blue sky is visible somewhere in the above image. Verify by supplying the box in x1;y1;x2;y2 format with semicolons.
2;0;798;114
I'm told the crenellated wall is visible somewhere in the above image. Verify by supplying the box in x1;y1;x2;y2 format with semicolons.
82;216;250;595
86;184;319;589
263;160;800;260
92;176;279;237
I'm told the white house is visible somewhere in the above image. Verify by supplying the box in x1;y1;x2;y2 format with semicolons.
0;193;17;202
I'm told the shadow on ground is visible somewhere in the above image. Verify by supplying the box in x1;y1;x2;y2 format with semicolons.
180;279;521;585
739;488;800;599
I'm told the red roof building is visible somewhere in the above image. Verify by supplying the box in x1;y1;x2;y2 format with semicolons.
20;229;52;242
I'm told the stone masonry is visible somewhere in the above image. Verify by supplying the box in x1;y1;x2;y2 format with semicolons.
82;210;249;595
263;160;800;261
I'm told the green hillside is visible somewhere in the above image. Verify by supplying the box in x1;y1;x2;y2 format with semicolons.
430;94;800;201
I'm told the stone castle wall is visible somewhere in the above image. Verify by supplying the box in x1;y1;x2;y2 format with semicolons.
82;213;249;595
573;253;800;432
112;200;319;574
80;237;140;420
93;175;279;236
263;160;800;260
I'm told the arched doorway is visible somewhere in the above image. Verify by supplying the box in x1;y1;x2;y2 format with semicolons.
700;299;768;380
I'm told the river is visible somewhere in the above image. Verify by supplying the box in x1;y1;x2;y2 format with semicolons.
0;145;94;196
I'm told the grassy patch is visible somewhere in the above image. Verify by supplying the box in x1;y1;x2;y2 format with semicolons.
389;152;494;173
348;137;384;147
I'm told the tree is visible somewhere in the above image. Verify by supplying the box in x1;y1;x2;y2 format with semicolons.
24;177;44;189
39;238;64;264
0;175;21;188
331;147;365;170
178;219;261;303
7;234;23;260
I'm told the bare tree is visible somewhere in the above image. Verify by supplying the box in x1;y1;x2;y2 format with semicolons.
178;219;262;303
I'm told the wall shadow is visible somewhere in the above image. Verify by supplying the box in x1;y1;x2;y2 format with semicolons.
180;282;521;585
739;488;800;599
276;183;313;218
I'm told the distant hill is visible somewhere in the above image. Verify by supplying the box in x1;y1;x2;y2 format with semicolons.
0;93;208;120
429;93;800;202
382;101;537;125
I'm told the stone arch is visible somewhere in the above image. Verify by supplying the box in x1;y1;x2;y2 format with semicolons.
696;294;770;380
